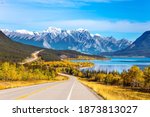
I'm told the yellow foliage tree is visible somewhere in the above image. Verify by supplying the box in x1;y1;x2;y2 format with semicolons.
127;66;144;87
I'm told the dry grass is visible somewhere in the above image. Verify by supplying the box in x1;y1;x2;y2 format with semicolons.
79;79;150;100
0;75;68;90
54;75;68;81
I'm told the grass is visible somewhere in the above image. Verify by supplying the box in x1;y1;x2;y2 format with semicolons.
79;79;150;100
0;75;68;90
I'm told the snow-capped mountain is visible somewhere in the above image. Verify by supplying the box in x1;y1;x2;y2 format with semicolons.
1;27;131;55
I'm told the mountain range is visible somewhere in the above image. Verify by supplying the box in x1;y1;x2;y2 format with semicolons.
1;27;150;58
0;31;104;62
109;31;150;57
1;27;131;55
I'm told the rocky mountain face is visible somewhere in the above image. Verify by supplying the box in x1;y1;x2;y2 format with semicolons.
1;27;131;55
111;31;150;57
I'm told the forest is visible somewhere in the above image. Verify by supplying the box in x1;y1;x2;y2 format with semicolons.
61;65;150;92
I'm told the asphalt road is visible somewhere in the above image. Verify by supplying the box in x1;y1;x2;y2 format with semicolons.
0;74;103;100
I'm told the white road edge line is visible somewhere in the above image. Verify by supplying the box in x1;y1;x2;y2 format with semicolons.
67;80;75;100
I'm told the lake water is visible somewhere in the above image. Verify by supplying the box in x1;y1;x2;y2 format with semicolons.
72;58;150;73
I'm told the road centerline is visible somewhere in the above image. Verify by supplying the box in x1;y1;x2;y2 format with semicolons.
67;80;76;100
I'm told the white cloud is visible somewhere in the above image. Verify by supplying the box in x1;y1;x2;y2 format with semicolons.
40;20;150;33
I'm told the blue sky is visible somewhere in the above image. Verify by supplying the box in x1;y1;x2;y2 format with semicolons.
0;0;150;41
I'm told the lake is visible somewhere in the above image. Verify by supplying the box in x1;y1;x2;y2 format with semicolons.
72;58;150;73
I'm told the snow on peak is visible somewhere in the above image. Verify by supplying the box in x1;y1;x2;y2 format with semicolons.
94;33;101;37
45;27;61;33
67;30;71;34
90;34;94;37
43;39;51;48
0;29;11;32
16;30;34;35
76;28;88;32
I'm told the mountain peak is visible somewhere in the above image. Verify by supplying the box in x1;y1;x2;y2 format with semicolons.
0;29;11;32
143;30;150;35
94;34;101;37
45;27;62;33
16;30;34;35
134;30;150;43
76;28;88;32
0;30;5;36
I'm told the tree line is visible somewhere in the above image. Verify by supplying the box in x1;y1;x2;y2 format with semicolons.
62;66;150;91
0;61;92;81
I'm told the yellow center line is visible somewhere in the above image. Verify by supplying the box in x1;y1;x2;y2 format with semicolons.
15;81;66;100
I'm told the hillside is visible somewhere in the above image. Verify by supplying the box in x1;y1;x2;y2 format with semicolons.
102;31;150;57
0;31;105;62
0;31;39;62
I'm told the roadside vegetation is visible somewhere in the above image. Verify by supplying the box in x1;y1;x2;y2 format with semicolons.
0;60;91;90
62;65;150;100
0;62;68;90
0;62;57;81
63;65;150;91
80;80;150;100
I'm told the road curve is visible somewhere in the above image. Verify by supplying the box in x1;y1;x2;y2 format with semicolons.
0;74;103;100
